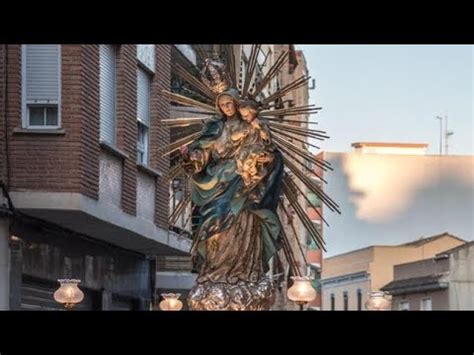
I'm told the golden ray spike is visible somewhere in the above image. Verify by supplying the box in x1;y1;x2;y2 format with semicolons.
169;193;191;226
282;178;326;248
242;44;262;98
260;104;320;116
272;135;333;171
161;117;211;127
262;116;320;126
251;51;289;98
281;152;336;212
162;90;217;113
169;108;216;116
158;131;202;156
269;126;321;150
284;171;330;227
276;142;328;183
172;62;217;102
280;227;303;277
268;123;326;141
225;44;237;87
283;156;340;212
267;121;329;139
283;156;341;213
260;108;322;117
278;203;309;266
262;75;311;106
273;133;332;169
165;164;185;182
282;181;326;251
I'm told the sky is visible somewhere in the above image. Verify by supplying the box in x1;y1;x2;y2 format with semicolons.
298;45;473;156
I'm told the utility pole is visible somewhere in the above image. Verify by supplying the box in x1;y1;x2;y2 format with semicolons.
435;116;443;155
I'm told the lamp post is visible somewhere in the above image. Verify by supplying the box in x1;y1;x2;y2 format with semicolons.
365;291;391;311
159;293;183;311
287;276;317;311
53;279;84;310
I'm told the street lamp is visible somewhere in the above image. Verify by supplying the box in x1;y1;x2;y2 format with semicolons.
365;291;391;311
287;276;317;311
159;293;183;311
53;279;84;310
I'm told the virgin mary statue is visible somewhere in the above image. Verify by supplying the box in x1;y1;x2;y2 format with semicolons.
180;85;284;310
161;49;338;310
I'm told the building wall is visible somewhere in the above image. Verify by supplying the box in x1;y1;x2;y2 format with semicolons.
323;247;373;279
391;290;449;311
322;277;370;311
99;151;123;208
151;45;171;228
1;44;172;234
369;237;464;291
322;236;465;309
137;171;156;223
4;45;85;194
449;243;474;310
9;221;153;310
393;257;449;280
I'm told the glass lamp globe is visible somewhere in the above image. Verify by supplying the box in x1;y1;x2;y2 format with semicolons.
365;291;391;311
159;293;183;311
287;276;317;309
53;279;84;310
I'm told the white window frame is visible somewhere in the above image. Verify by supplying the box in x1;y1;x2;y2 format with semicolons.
420;297;432;311
398;300;410;311
21;45;62;129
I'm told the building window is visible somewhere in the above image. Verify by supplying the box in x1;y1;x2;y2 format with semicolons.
137;45;155;73
22;45;61;129
99;45;117;144
420;297;432;311
357;289;362;311
399;301;410;311
175;45;197;66
137;67;151;165
330;293;335;311
343;291;349;311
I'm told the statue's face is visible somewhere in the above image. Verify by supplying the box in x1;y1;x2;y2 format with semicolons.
239;107;257;122
218;95;236;118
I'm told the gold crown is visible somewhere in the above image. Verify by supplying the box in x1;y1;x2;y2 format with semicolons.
200;58;232;94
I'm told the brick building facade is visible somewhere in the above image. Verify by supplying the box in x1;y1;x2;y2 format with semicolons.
0;44;191;310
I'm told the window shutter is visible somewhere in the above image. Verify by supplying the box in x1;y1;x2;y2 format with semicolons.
25;45;60;103
137;68;151;126
99;45;116;143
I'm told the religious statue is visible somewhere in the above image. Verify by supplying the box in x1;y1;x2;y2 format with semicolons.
160;45;340;310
